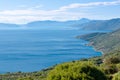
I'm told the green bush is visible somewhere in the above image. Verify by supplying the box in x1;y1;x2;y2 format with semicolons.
112;71;120;80
47;61;107;80
116;63;120;71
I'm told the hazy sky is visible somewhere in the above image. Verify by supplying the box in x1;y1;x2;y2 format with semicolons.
0;0;120;24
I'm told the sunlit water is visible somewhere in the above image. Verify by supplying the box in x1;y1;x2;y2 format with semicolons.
0;30;102;73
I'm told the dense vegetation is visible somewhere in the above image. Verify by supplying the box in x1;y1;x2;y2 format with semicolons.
112;71;120;80
0;69;50;80
47;61;107;80
77;29;120;53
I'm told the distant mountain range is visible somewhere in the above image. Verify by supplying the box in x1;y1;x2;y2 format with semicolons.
26;18;90;27
0;18;90;30
0;18;120;30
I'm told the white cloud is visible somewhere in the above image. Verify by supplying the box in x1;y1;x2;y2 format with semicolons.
18;5;44;10
0;0;120;24
27;5;44;10
0;10;85;24
59;0;120;11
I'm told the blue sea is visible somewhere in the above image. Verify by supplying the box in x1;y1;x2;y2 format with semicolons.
0;30;101;73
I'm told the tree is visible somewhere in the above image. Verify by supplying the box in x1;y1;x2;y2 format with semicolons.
47;61;107;80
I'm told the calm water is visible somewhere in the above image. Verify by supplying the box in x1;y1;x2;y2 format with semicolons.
0;30;101;73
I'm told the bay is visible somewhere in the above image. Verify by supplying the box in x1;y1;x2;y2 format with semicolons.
0;30;101;73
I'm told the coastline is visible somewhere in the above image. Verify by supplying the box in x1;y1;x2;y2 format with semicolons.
86;42;104;54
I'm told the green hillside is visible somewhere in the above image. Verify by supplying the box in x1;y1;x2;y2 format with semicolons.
77;29;120;53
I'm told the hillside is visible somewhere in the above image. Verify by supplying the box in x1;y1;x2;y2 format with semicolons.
77;29;120;53
76;18;120;31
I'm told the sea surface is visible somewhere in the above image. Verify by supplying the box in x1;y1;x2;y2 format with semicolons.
0;30;102;73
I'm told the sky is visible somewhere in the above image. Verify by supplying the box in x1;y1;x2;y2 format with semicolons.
0;0;120;24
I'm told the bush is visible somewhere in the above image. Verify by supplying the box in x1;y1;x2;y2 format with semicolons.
112;71;120;80
47;61;107;80
116;63;120;71
104;56;120;65
17;77;34;80
103;64;118;74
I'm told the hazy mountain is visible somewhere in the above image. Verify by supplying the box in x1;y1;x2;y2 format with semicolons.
0;23;19;27
25;18;90;29
0;23;20;29
0;18;90;30
1;18;120;30
76;18;120;31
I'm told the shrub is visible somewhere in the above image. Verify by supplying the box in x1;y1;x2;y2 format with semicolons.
104;56;120;64
17;77;34;80
116;63;120;71
47;61;107;80
112;71;120;80
103;64;118;74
